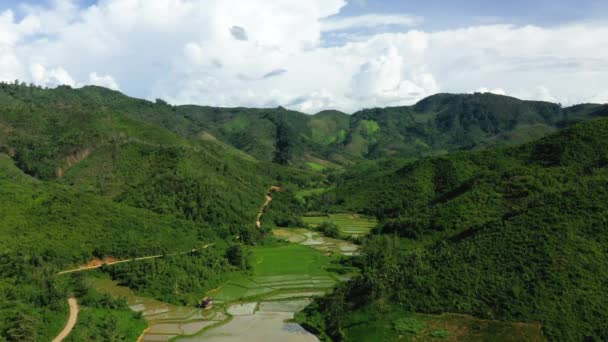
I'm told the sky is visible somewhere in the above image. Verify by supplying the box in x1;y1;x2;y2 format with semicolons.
1;0;607;113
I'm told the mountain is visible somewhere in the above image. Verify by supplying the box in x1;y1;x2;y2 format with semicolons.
298;118;608;341
8;84;604;171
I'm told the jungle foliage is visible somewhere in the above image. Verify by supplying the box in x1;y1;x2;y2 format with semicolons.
299;119;608;341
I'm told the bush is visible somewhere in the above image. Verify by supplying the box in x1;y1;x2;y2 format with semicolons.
394;317;424;335
317;221;340;238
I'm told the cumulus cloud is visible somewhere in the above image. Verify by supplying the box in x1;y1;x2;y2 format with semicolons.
350;46;438;105
29;63;75;87
0;1;607;113
88;72;119;90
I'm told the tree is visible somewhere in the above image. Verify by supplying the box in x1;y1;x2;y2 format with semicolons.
318;221;340;238
225;245;247;269
6;313;37;342
273;118;293;165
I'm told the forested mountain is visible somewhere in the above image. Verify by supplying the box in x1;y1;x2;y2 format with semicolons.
147;91;608;167
5;83;605;171
298;119;608;341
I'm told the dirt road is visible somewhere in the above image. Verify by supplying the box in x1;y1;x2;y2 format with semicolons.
52;297;78;342
57;243;214;275
256;186;281;228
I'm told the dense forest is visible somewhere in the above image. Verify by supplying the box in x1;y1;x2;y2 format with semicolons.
298;119;608;341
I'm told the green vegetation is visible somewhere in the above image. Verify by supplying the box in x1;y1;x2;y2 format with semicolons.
306;161;326;171
0;82;278;340
299;119;608;341
316;222;341;238
101;246;239;306
298;303;544;341
302;214;377;236
66;277;146;341
2;82;608;341
210;242;345;304
260;190;306;228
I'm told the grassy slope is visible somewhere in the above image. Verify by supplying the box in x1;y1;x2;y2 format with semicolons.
300;119;608;341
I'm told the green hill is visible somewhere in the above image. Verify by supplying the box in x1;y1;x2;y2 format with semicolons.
298;119;608;340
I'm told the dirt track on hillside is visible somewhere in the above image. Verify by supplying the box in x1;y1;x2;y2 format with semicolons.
57;244;214;275
256;186;281;228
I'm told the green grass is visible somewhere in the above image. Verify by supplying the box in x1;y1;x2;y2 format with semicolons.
302;213;377;236
305;162;326;171
251;244;332;276
210;243;343;303
295;188;326;202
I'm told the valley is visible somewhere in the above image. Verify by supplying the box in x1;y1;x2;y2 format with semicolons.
1;82;607;341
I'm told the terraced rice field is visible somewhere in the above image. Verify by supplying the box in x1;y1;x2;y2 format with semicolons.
208;243;345;305
88;277;227;342
302;213;377;236
89;236;356;341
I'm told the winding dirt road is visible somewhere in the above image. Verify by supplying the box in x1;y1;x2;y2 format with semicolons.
52;297;78;342
256;186;281;228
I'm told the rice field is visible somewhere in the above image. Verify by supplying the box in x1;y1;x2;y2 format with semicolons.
209;243;344;304
302;213;377;236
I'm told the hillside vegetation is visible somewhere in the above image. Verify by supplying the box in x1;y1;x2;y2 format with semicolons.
298;119;608;341
4;83;605;171
0;82;281;340
1;82;607;341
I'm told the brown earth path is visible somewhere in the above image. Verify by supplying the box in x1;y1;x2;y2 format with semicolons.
256;186;281;228
52;297;78;342
57;243;214;275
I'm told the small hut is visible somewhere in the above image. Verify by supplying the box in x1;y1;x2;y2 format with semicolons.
200;297;214;309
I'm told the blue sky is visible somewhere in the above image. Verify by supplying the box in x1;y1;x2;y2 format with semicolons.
4;0;606;28
341;0;608;28
1;0;607;112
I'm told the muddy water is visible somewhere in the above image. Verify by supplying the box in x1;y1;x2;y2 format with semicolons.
178;300;317;342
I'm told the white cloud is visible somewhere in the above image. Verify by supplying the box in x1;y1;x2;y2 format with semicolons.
29;63;75;87
590;91;608;104
321;14;421;32
0;1;607;113
350;46;438;105
476;87;507;96
88;72;119;90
